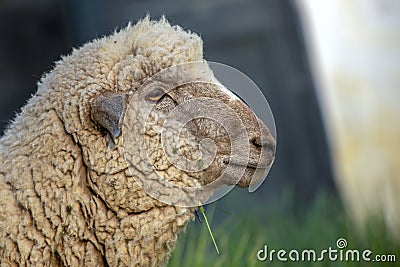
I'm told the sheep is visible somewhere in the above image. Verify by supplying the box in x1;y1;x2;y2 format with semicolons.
0;17;276;266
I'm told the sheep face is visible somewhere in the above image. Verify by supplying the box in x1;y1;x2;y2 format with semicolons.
92;62;276;208
144;80;276;189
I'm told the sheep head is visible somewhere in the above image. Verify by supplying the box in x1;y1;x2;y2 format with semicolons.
88;65;275;211
47;17;275;215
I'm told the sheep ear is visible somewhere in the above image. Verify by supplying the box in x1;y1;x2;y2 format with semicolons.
91;93;127;139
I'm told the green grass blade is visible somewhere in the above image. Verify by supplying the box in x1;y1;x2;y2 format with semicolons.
199;203;220;254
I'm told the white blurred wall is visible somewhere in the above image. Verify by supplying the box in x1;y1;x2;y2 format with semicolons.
296;0;400;236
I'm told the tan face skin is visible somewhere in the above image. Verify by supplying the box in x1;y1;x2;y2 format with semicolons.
141;79;276;190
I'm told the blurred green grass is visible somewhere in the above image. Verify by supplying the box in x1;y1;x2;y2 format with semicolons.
167;191;399;267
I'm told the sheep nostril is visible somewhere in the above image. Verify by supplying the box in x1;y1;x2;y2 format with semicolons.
252;139;262;148
251;137;276;154
251;137;266;148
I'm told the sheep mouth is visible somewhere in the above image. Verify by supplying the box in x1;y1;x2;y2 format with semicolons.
222;157;271;169
220;156;273;189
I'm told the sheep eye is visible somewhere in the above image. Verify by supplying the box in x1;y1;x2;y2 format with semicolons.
146;88;165;102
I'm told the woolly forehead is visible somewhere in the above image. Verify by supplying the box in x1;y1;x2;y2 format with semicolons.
106;17;206;95
128;17;204;66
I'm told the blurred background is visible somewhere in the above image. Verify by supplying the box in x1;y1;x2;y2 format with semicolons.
0;0;398;266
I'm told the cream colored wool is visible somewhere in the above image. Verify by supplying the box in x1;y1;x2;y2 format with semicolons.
0;17;275;266
0;17;204;267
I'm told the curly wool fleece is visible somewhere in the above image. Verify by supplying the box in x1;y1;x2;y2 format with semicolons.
0;17;205;267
